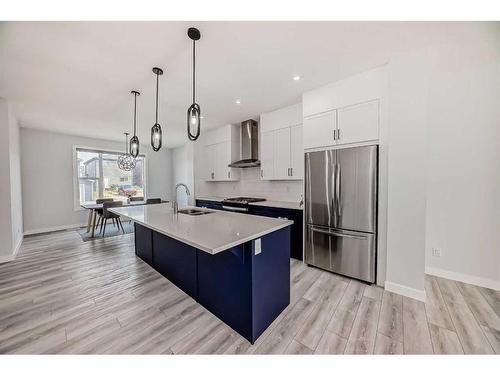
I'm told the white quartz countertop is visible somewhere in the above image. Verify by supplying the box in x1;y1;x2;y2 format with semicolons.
195;197;303;210
109;203;292;255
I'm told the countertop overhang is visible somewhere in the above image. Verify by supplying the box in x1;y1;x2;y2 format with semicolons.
109;203;292;255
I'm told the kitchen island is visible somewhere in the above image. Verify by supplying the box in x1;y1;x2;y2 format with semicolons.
110;203;292;344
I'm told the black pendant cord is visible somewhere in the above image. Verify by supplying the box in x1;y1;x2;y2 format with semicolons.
192;39;196;104
133;94;137;137
187;28;201;142
155;71;159;123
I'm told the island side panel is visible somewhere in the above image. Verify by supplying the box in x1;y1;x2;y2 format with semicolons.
134;223;153;266
152;231;198;300
251;226;291;341
196;245;253;342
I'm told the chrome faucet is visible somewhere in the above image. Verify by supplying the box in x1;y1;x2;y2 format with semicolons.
173;183;191;214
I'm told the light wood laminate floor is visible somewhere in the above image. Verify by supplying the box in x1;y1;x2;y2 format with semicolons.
0;230;498;354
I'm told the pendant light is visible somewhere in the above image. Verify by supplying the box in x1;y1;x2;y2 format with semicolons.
187;27;201;141
151;67;163;151
117;132;136;171
129;90;140;158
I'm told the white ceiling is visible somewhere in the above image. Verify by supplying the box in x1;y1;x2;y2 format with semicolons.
0;21;490;148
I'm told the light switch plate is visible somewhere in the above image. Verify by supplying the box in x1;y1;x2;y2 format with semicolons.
255;238;262;255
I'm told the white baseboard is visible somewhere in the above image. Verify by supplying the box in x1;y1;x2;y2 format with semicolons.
0;236;25;264
385;281;427;302
426;267;500;291
24;222;87;236
0;254;14;264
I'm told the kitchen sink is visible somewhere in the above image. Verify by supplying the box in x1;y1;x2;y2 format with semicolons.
177;208;214;216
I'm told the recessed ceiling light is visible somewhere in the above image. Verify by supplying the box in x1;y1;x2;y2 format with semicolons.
293;75;301;81
200;116;204;119
235;99;241;105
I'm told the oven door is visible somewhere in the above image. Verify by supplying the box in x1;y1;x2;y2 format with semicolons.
220;202;249;213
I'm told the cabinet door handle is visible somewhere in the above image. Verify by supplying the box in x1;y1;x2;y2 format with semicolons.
333;130;336;140
337;129;340;140
261;170;263;178
290;167;293;176
228;171;230;179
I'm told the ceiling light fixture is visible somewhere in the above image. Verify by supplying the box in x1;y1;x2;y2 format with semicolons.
187;27;201;141
151;67;163;151
293;75;300;81
118;132;136;171
235;99;241;105
129;90;140;158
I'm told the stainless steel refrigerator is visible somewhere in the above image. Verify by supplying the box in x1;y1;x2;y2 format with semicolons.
304;145;378;283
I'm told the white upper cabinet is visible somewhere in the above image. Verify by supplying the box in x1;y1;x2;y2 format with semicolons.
302;66;386;149
260;131;274;179
203;125;240;182
303;110;337;149
290;124;303;179
273;127;291;179
337;100;379;145
260;103;303;180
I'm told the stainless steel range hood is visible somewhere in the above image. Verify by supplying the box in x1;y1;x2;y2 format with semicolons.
228;119;260;168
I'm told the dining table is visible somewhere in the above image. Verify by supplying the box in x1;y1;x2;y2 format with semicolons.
81;199;168;237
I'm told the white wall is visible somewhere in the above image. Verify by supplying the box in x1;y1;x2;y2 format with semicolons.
172;142;195;207
0;98;23;261
21;128;173;234
385;49;430;301
424;40;500;289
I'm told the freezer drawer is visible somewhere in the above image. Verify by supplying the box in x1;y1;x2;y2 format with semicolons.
305;224;376;283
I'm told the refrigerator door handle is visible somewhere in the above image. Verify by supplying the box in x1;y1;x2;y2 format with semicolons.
311;227;368;240
335;162;341;219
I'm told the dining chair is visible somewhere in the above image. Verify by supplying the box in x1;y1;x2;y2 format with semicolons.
94;198;114;232
101;201;125;236
129;196;144;202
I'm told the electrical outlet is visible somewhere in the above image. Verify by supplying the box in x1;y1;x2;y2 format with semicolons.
432;247;442;257
254;238;262;255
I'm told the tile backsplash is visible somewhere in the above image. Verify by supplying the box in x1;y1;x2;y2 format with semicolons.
195;167;303;203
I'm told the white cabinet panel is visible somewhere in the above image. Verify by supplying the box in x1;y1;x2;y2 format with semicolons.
290;124;303;179
261;103;302;132
273;128;291;179
203;141;239;181
204;144;217;180
260;131;274;180
337;100;379;145
303;110;337;149
215;141;230;180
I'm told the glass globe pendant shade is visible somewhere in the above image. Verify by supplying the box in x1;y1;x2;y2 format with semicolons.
118;132;136;171
129;135;140;158
151;123;162;151
187;103;200;141
117;153;136;171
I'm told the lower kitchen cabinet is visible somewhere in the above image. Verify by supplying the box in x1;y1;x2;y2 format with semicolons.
248;206;303;261
195;199;223;210
134;223;153;266
152;231;198;299
195;199;304;261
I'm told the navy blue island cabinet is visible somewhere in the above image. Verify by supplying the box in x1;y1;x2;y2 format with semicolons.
196;199;303;261
134;223;291;344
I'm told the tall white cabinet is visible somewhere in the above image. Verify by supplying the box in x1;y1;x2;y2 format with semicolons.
260;103;303;180
203;125;240;182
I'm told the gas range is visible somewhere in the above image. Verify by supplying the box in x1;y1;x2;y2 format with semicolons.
221;197;266;212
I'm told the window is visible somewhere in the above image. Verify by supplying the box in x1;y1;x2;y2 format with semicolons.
75;147;146;206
